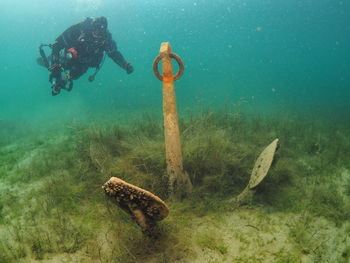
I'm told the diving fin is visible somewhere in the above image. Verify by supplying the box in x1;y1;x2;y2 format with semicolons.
36;57;47;68
36;54;53;68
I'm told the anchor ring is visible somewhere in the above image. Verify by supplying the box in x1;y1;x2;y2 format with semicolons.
153;53;184;81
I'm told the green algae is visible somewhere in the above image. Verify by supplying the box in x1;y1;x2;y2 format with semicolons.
0;110;349;262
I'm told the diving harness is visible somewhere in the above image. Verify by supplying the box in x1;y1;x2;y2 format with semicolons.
39;44;105;95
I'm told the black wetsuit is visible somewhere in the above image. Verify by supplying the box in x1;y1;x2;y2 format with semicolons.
51;18;130;80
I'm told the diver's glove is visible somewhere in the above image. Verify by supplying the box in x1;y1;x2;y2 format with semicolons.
48;64;67;96
124;62;134;74
48;64;63;83
51;78;67;96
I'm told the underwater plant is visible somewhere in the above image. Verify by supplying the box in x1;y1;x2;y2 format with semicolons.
0;109;349;262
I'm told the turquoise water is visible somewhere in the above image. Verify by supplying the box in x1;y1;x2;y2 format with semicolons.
1;2;350;262
0;0;349;123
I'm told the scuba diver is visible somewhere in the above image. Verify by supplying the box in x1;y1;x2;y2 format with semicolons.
38;16;134;96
